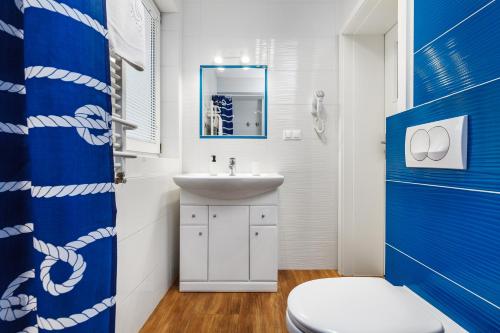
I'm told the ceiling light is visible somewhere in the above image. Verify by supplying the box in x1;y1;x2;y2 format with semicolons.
240;55;250;64
214;56;223;64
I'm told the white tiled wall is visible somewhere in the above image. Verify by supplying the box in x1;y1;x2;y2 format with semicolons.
161;10;183;159
115;158;180;333
181;0;339;268
114;10;183;333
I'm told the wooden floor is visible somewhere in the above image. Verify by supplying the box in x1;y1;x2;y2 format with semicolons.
140;270;340;333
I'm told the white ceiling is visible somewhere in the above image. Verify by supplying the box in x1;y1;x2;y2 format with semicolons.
153;0;179;12
342;0;398;35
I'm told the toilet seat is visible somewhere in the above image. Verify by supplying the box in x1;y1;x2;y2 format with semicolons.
287;277;444;333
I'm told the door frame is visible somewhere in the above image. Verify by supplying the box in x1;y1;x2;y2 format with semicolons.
338;0;413;276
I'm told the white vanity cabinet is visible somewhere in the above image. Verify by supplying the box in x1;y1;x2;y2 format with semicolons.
179;190;279;292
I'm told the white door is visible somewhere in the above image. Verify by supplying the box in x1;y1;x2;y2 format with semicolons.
209;206;249;281
180;225;208;281
339;0;399;277
250;226;278;281
339;35;387;276
385;24;399;117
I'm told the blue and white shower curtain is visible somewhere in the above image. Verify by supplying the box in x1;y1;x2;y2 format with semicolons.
212;95;233;135
1;1;116;332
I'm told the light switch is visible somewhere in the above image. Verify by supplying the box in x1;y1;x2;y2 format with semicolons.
405;116;467;169
283;129;302;141
283;130;292;140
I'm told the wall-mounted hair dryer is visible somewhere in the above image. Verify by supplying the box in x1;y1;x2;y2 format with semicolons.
311;90;326;136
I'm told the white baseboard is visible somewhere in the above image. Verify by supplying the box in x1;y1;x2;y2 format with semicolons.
180;281;277;292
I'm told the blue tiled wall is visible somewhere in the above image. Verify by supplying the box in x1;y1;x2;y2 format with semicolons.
414;1;500;106
386;1;500;331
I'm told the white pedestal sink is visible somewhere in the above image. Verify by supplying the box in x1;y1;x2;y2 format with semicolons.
173;173;284;200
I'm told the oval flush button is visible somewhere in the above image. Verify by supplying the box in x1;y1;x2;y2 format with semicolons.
428;126;450;161
410;129;430;161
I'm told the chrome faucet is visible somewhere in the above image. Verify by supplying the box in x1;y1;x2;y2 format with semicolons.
229;157;236;176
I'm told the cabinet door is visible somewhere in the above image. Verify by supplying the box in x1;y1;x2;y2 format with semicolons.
250;226;278;281
180;226;208;281
209;206;249;281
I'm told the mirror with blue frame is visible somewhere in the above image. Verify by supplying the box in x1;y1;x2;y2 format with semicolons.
200;65;267;138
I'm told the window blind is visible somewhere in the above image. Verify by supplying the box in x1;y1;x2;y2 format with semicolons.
124;4;160;151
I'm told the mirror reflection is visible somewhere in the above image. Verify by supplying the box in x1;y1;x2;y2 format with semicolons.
200;66;267;138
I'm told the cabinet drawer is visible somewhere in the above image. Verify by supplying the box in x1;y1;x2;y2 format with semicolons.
180;226;208;281
250;206;278;225
181;206;208;225
250;226;278;281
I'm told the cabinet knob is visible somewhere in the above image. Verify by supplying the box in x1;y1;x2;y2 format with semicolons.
198;232;203;236
261;214;266;218
255;232;259;236
192;214;196;218
213;214;217;218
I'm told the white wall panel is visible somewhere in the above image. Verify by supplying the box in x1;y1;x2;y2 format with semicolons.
115;159;181;333
180;0;339;268
115;9;183;333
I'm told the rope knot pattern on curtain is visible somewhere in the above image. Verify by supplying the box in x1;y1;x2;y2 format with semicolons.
28;105;113;146
0;270;36;322
0;0;117;331
33;227;116;297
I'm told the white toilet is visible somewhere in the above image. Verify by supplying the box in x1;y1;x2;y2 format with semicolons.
286;277;445;333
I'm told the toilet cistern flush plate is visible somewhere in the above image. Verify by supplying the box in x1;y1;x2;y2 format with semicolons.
405;115;468;170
